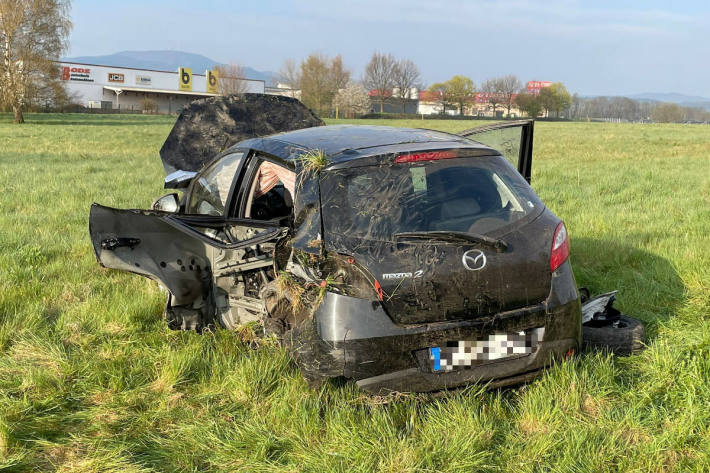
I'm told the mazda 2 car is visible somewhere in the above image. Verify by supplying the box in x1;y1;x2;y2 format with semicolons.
90;121;581;394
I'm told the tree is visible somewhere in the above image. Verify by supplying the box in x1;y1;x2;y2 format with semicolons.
652;103;684;123
537;87;555;117
278;58;301;88
0;0;72;123
363;51;397;113
392;58;420;113
498;74;522;116
481;78;504;115
443;75;476;115
427;83;449;114
549;82;572;117
514;93;543;118
214;62;249;95
539;82;572;118
299;53;350;116
332;82;370;118
329;55;350;92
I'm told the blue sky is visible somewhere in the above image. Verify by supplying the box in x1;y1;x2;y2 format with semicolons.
69;0;710;97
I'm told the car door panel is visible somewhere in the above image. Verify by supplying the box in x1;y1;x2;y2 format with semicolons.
458;120;534;183
90;203;287;326
89;204;212;305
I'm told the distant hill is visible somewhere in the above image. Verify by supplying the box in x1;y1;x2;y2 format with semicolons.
63;50;276;84
628;92;710;110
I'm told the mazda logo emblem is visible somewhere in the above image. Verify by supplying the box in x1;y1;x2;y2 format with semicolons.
462;249;486;271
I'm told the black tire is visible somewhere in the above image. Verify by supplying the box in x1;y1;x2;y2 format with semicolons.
583;315;645;356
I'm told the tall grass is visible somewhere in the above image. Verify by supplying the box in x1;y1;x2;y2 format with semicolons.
0;113;708;472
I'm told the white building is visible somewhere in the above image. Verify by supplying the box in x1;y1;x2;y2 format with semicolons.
58;61;265;114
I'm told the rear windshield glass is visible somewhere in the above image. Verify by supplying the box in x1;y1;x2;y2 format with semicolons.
321;155;543;242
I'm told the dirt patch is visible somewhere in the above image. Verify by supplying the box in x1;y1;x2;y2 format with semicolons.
159;93;324;173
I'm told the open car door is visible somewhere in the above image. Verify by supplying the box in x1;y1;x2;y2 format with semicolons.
89;204;287;331
458;120;534;183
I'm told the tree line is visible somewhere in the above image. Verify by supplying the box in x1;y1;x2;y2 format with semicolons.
567;95;710;123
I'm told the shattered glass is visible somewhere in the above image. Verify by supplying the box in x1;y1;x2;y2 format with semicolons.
320;155;541;242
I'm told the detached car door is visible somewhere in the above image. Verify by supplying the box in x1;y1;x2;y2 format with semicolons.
89;150;287;330
458;120;534;183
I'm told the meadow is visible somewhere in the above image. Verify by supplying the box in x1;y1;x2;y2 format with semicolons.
0;113;709;472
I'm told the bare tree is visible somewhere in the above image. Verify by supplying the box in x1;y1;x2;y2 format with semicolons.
278;58;301;88
0;0;72;123
481;79;504;115
329;55;350;91
363;51;397;113
214;62;249;95
392;58;420;113
498;75;522;116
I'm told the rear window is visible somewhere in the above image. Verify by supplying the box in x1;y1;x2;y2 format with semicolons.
321;155;543;242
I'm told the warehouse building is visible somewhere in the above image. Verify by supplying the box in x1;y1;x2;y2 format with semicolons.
57;61;265;113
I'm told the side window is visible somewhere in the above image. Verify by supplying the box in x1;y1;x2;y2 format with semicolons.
187;152;244;215
244;159;296;221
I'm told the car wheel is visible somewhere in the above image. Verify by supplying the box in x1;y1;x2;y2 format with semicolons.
583;315;645;356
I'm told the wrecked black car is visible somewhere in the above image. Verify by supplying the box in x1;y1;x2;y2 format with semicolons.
90;120;582;394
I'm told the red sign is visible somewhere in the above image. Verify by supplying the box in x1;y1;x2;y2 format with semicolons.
61;65;93;83
526;81;552;94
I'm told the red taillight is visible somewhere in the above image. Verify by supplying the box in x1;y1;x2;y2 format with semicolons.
394;150;458;163
550;222;570;272
374;280;384;301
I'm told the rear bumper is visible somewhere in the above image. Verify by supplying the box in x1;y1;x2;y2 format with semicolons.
311;261;581;394
355;338;576;394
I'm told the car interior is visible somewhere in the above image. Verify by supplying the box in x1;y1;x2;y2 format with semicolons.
245;160;296;221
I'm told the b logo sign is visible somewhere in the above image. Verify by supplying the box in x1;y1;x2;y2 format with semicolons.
206;69;219;94
178;67;192;91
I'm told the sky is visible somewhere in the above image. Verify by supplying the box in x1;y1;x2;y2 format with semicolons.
68;0;710;97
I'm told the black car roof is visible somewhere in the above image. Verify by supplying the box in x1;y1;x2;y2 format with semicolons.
231;124;496;166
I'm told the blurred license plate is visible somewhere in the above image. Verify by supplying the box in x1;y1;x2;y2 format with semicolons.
429;327;544;372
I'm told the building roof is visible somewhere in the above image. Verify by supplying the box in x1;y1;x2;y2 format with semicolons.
418;90;443;102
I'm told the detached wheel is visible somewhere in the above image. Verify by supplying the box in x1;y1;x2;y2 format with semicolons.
583;315;645;356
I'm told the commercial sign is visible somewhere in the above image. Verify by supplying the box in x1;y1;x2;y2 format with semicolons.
108;72;125;83
206;69;219;94
178;67;192;92
61;66;93;82
526;81;552;94
135;75;152;86
475;92;505;104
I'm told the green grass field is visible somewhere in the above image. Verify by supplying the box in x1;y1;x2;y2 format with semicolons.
1;113;709;472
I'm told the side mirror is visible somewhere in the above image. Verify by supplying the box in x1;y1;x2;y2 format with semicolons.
152;193;180;213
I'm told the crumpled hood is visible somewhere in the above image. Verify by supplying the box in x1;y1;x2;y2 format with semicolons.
159;94;324;174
